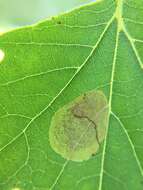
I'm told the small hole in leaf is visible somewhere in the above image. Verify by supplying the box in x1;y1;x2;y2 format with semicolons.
0;49;5;63
12;188;21;190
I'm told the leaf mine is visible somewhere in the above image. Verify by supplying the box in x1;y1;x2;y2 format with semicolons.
49;90;109;162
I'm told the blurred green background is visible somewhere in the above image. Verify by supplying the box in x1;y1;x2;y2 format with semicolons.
0;0;95;32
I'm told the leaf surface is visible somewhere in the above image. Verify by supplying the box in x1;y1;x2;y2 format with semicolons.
0;0;143;189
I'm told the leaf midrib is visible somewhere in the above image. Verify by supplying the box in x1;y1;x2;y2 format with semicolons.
99;0;143;190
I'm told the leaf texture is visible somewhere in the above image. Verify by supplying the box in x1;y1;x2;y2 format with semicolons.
0;0;143;189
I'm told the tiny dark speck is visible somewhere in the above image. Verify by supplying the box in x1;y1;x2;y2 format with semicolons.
57;21;62;24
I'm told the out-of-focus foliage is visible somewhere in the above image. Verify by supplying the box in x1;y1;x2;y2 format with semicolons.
0;0;94;31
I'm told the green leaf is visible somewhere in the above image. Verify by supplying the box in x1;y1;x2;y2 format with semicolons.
0;0;143;189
